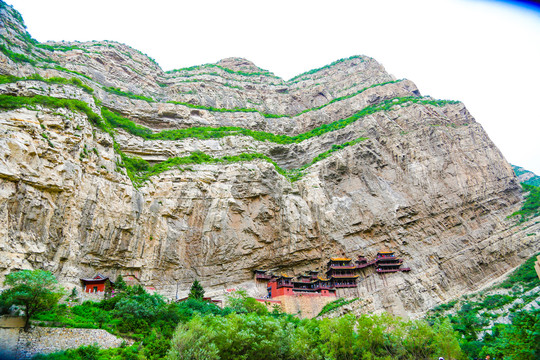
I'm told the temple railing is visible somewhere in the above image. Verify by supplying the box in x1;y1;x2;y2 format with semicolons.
255;274;273;280
327;265;357;270
377;261;403;267
293;288;317;292
333;284;357;288
276;283;294;288
315;285;334;290
376;269;400;273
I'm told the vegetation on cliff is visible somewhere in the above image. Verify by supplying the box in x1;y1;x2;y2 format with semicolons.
317;297;359;317
102;96;456;144
0;90;463;186
166;79;406;118
0;92;372;183
512;165;540;187
511;184;540;223
426;253;540;359
510;166;540;223
166;62;280;79
0;74;94;93
120;137;369;184
288;55;366;82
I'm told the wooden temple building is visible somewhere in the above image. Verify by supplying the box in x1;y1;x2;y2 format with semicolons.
326;258;359;288
256;250;410;298
266;274;336;298
80;273;113;293
375;251;411;273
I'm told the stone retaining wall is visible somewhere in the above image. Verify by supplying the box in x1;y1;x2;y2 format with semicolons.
0;327;129;360
273;294;336;318
0;316;25;328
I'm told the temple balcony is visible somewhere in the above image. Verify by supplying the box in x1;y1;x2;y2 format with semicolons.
327;264;357;270
255;274;273;280
330;274;359;278
276;284;294;288
377;261;403;267
293;288;317;293
333;284;357;288
315;285;334;290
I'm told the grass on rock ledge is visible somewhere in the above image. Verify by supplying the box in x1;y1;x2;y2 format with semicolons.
121;137;368;185
0;74;94;94
0;92;459;185
102;95;457;145
510;183;540;223
0;93;368;184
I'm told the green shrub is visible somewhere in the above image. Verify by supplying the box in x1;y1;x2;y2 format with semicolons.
103;87;154;102
0;74;94;93
0;94;107;132
511;184;540;223
480;294;515;310
0;43;36;64
318;297;359;316
498;251;540;291
288;55;365;82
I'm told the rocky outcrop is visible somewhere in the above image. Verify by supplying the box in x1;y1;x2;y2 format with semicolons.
0;1;538;318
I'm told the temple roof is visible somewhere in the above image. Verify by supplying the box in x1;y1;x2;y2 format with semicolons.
330;257;352;261
80;273;111;283
279;273;294;278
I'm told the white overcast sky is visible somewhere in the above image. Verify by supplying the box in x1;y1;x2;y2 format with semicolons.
6;0;540;174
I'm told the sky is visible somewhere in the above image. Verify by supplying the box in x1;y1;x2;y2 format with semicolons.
6;0;540;174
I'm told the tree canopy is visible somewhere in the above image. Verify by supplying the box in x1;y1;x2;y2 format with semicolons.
2;269;63;330
188;280;205;300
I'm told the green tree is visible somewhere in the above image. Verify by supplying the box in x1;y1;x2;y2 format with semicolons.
167;315;219;360
104;280;112;299
481;308;540;360
225;289;269;315
2;269;63;331
69;287;78;300
188;280;205;300
432;318;463;360
115;274;127;292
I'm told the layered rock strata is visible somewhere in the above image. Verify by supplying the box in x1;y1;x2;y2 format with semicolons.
0;1;538;318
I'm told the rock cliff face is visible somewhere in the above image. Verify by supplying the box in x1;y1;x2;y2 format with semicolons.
0;1;538;318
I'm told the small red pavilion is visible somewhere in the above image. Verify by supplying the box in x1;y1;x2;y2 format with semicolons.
80;274;113;293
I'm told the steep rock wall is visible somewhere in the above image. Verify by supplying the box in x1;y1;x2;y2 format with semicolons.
0;1;538;318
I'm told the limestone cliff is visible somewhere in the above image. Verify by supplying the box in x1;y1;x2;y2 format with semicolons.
0;1;538;318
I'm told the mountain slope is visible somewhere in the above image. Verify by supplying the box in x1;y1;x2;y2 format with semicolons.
0;1;538;318
512;165;540;187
